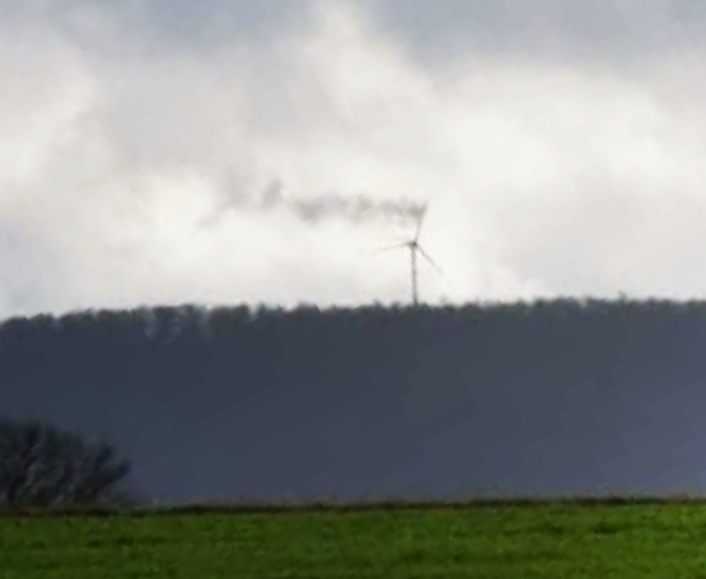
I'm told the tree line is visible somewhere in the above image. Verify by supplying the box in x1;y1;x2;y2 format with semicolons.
2;297;705;510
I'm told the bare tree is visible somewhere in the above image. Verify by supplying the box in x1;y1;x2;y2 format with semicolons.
0;416;139;511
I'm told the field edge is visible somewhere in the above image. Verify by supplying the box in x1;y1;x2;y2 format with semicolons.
4;494;706;517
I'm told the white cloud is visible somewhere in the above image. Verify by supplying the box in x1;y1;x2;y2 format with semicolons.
2;0;706;318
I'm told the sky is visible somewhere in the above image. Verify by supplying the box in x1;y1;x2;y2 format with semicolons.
3;0;706;318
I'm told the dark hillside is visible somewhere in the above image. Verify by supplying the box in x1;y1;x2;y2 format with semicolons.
2;299;706;502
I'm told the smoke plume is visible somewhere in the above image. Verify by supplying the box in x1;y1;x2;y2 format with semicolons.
209;179;428;227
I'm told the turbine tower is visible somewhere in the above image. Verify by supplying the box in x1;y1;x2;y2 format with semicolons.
371;204;445;306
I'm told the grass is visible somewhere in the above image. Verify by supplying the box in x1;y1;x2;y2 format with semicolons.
3;497;706;578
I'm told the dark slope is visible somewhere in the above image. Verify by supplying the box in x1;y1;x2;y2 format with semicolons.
2;299;706;502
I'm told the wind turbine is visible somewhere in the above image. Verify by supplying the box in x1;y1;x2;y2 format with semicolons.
371;204;446;306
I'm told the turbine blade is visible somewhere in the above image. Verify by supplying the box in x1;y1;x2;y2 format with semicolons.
418;246;446;277
365;242;409;255
413;202;429;241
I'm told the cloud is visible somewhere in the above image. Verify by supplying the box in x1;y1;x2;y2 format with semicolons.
361;0;706;67
2;0;706;318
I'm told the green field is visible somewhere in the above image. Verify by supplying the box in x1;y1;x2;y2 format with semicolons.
3;499;706;578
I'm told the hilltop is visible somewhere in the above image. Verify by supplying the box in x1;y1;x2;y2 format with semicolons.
2;298;705;502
